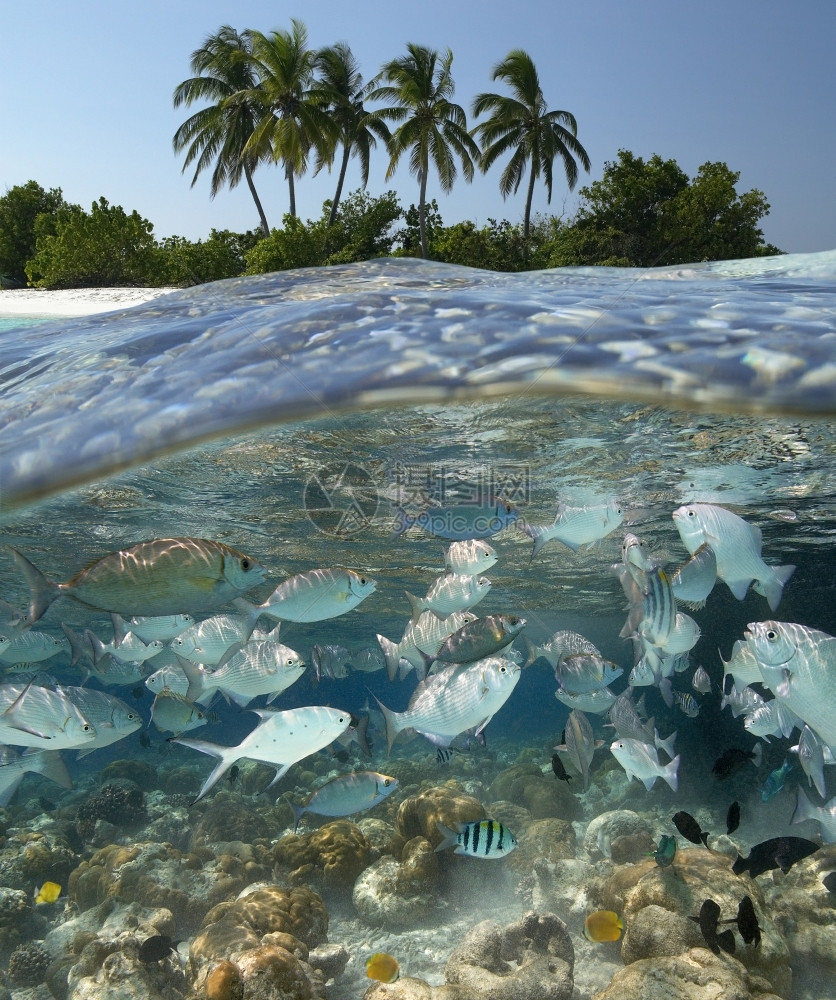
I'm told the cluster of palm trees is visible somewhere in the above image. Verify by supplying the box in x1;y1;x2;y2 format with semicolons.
173;20;590;258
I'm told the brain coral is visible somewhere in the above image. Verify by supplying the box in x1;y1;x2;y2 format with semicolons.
273;820;371;890
395;784;485;851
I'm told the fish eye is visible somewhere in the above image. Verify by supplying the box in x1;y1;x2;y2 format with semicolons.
766;629;779;641
687;510;696;517
241;558;251;570
384;778;391;786
359;577;367;585
82;724;93;732
499;665;507;673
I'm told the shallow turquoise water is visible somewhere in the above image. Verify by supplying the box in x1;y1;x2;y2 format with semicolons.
0;256;834;999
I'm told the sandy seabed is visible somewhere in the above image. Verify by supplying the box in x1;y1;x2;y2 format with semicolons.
0;286;178;318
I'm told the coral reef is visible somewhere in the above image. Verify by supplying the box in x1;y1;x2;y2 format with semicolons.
75;782;147;840
487;764;581;822
0;828;79;891
394;784;485;850
583;809;655;863
273;820;372;890
353;854;437;928
601;848;791;997
0;886;43;959
8;940;51;987
100;759;159;791
590;948;783;1000
188;793;272;851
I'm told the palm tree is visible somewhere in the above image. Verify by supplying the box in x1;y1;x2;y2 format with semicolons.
172;26;270;237
472;49;591;239
313;43;391;226
244;20;340;219
368;44;479;258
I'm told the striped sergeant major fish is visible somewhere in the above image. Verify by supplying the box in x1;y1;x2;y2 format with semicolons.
434;819;517;858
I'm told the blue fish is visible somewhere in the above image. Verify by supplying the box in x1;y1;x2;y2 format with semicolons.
761;758;792;801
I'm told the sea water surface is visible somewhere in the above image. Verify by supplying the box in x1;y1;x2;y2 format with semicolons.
0;254;835;1000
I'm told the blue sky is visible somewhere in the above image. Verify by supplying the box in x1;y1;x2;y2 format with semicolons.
2;1;833;254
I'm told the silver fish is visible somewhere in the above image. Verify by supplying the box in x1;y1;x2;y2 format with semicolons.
177;637;305;708
792;724;827;798
87;630;165;665
405;573;491;623
792;786;836;843
743;700;800;740
554;708;602;791
62;688;142;756
721;681;765;719
346;646;386;674
0;746;72;806
692;665;712;694
168;613;256;665
374;656;520;751
610;737;680;792
10;538;267;622
556;653;622;695
524;630;601;670
444;539;498;575
431;614;526;666
291;770;399;832
376;610;478;682
236;567;376;624
0;630;69;665
112;612;195;642
555;686;617;714
175;704;352;801
720;639;763;689
672;504;794;611
144;663;189;697
0;683;96;749
745;620;836;746
312;643;351;682
151;689;207;736
524;499;623;559
670;543;717;609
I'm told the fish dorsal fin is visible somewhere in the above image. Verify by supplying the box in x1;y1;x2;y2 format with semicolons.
215;641;245;670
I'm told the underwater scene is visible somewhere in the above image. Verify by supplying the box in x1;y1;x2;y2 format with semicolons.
0;254;835;1000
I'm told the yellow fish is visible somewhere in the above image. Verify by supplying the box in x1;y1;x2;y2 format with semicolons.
34;881;62;905
365;952;400;983
583;909;623;942
10;538;267;622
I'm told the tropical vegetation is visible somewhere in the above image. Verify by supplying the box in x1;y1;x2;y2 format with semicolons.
0;19;782;289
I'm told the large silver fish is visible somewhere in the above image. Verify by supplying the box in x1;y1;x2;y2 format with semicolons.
0;630;69;665
556;653;622;695
168;613;256;665
175;704;352;801
374;656;520;751
672;504;794;611
290;770;399;832
554;708;602;791
0;683;97;749
62;687;142;756
0;746;72;806
235;567;375;624
444;539;498;575
10;538;267;622
744;620;836;746
610;737;680;792
177;635;305;707
523;500;623;559
524;629;601;670
112;612;195;643
405;573;492;623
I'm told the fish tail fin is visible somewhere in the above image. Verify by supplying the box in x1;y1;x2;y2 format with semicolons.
791;785;814;826
9;548;60;624
527;526;552;562
261;763;291;793
404;592;425;624
60;623;90;668
376;634;400;683
655;729;677;759
413;648;434;681
434;821;460;853
291;801;305;834
751;743;763;768
658;676;674;708
174;654;209;704
763;565;796;612
232;596;263;634
23;748;73;790
353;714;372;759
85;630;109;666
172;737;236;803
522;637;540;669
371;692;400;755
390;506;413;539
663;754;680;793
110;613;128;647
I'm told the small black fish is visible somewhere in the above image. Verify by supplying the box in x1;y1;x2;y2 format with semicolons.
726;801;740;835
690;898;735;955
138;730;151;749
137;934;177;963
712;746;760;781
823;871;836;894
551;753;572;783
732;836;819;878
672;810;710;848
720;895;761;947
227;765;240;785
131;685;146;700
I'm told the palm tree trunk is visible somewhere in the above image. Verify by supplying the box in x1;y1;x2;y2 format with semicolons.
523;158;537;241
286;162;296;218
329;144;352;226
418;166;429;259
244;162;270;237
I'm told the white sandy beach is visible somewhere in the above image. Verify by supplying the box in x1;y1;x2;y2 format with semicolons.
0;286;178;318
